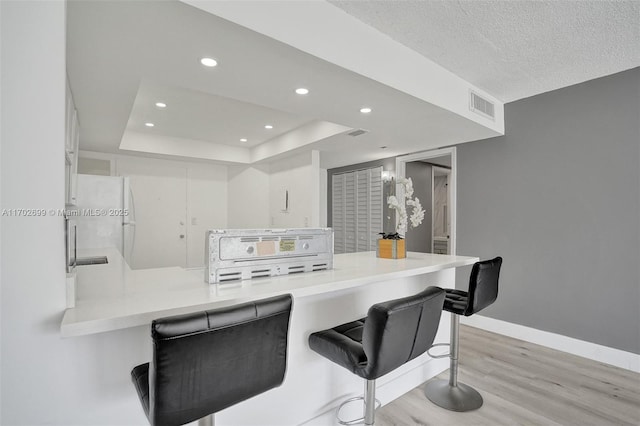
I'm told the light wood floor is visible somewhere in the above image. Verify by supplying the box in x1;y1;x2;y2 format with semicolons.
376;325;640;426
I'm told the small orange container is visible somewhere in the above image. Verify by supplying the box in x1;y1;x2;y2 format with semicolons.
376;239;406;259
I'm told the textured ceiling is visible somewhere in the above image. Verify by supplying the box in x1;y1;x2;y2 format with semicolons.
330;0;640;102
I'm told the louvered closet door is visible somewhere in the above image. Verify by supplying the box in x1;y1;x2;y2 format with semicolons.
344;172;357;253
368;167;383;249
332;174;345;254
332;166;383;253
356;170;370;251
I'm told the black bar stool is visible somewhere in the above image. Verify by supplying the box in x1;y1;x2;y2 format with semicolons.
131;294;293;426
424;256;502;412
309;286;446;425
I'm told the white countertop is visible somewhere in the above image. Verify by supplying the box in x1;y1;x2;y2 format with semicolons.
61;248;478;337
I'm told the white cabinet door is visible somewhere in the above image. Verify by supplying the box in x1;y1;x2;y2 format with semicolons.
65;77;80;206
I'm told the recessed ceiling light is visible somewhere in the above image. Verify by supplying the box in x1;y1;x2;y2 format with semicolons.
155;102;167;108
360;107;372;114
240;138;248;142
295;88;309;95
264;125;273;129
200;57;218;67
145;122;155;127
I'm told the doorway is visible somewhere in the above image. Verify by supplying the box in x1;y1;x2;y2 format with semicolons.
431;166;451;254
395;147;456;255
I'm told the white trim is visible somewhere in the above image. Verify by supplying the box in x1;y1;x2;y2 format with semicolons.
461;315;640;373
431;167;435;253
395;147;457;255
431;166;451;254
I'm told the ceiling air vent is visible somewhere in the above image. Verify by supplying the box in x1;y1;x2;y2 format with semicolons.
347;129;368;137
469;91;495;120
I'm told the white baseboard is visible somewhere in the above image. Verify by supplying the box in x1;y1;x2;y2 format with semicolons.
460;315;640;373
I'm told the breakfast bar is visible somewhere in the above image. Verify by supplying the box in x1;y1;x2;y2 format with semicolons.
62;249;478;425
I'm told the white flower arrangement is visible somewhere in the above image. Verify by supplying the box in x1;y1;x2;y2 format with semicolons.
386;177;425;237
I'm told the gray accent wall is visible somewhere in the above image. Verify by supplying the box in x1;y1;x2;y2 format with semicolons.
455;68;640;354
405;161;432;252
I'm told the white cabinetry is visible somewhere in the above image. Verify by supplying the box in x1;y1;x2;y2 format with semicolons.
65;77;80;206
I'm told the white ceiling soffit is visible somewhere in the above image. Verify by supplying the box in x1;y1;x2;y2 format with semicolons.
127;81;314;148
329;0;640;103
120;120;352;165
68;1;503;169
183;0;505;134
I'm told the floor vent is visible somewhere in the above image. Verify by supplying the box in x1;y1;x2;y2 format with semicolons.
469;91;495;120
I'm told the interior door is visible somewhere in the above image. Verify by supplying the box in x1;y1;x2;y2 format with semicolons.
118;162;187;269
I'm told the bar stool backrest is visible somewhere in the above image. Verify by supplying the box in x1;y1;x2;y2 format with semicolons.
465;256;503;316
362;286;445;379
148;294;292;425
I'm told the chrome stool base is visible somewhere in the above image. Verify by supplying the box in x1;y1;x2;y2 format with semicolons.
425;312;483;412
336;396;382;425
336;380;381;425
424;380;483;412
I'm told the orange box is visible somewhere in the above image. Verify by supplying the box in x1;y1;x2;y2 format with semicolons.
376;239;406;259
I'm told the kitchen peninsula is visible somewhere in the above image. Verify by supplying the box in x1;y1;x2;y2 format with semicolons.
62;248;478;425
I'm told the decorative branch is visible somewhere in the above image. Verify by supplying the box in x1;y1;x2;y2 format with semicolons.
387;177;426;237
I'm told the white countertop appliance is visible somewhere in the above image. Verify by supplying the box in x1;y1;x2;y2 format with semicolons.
205;228;334;284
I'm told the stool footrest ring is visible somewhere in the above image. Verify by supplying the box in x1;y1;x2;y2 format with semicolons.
336;396;382;425
427;342;450;359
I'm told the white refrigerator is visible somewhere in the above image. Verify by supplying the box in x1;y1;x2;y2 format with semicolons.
75;174;136;264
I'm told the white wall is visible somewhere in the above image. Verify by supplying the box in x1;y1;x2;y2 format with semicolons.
0;1;4;419
227;152;322;230
268;152;318;228
1;2;93;423
80;150;324;261
0;10;182;418
0;5;327;424
186;166;227;266
226;165;270;228
80;152;228;269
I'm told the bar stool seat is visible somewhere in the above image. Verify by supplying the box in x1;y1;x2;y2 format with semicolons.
309;286;446;425
131;294;293;426
424;257;502;412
